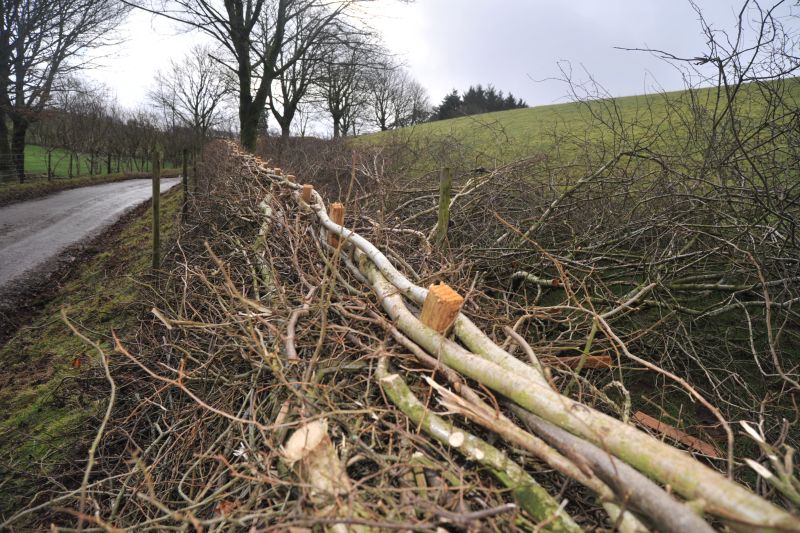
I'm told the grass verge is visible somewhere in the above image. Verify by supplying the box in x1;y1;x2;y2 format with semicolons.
0;186;182;517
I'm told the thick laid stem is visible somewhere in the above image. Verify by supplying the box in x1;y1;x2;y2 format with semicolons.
360;257;797;531
376;358;581;532
509;404;717;533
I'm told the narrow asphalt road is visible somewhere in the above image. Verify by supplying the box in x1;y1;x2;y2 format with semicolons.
0;178;180;292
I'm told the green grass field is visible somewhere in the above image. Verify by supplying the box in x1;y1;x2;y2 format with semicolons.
24;145;80;177
0;145;181;205
362;80;800;173
22;144;169;178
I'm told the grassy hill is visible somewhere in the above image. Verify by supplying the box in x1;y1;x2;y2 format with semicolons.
24;145;80;177
361;81;800;173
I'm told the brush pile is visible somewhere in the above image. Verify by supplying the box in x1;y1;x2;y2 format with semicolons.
5;137;799;532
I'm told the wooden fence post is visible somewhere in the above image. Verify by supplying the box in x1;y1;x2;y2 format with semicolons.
301;184;314;203
152;151;161;271
182;148;188;219
328;202;345;247
420;283;464;334
435;167;452;249
192;149;199;195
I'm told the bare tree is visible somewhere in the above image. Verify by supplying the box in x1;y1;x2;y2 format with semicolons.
403;77;431;126
149;44;228;144
0;0;129;182
365;62;429;130
268;11;328;139
318;38;376;137
133;0;368;152
365;59;396;131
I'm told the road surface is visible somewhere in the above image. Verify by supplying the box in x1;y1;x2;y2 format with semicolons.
0;178;180;292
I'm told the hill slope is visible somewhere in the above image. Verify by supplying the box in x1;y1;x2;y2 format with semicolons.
362;81;800;172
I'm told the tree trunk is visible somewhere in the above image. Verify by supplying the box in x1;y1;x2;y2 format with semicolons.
332;117;341;138
47;151;52;181
0;112;12;182
275;102;295;139
107;153;111;174
240;104;260;152
11;119;28;183
69;152;73;178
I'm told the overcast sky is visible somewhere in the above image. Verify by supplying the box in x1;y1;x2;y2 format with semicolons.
89;1;793;113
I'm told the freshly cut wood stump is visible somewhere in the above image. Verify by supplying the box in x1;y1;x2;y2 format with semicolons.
273;167;282;175
286;174;296;183
328;202;345;247
301;184;314;203
420;283;464;334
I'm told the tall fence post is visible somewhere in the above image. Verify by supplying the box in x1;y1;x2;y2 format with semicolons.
435;167;452;249
181;148;189;220
192;149;199;195
152;151;161;271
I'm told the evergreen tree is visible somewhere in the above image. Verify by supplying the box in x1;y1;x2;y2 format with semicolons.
433;90;463;120
430;84;527;122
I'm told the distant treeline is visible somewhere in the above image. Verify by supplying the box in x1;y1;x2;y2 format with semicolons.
21;79;229;180
431;85;528;121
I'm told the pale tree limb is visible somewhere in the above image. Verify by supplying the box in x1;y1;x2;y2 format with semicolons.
376;358;582;532
508;404;717;533
360;256;798;531
386;323;648;532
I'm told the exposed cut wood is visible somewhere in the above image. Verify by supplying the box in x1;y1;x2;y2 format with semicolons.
282;419;352;499
419;283;464;334
301;183;314;203
328;202;344;247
